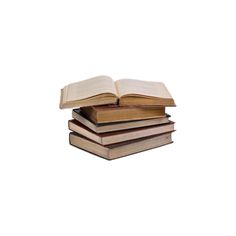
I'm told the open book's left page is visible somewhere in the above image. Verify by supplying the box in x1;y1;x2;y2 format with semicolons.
60;76;118;109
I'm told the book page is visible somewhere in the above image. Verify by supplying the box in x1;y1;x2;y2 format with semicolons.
115;79;173;99
64;75;117;102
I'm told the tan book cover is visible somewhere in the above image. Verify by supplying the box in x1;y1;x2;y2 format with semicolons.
69;131;173;160
72;109;170;133
60;75;175;109
80;105;166;123
68;119;175;145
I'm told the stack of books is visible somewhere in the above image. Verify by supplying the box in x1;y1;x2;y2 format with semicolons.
60;75;176;160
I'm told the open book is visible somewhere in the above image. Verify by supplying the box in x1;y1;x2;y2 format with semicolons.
60;75;175;109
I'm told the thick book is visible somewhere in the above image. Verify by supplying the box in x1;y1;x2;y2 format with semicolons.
68;119;175;145
69;131;173;160
80;105;166;124
60;75;175;109
72;109;170;133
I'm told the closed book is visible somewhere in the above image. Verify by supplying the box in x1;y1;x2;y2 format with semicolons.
80;105;166;124
68;119;175;145
72;109;170;133
69;131;173;160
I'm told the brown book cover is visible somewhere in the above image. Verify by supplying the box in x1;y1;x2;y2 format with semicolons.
80;105;166;124
72;109;171;133
68;119;175;145
69;131;174;160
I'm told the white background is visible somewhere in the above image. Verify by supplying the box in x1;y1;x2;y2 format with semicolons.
0;1;236;235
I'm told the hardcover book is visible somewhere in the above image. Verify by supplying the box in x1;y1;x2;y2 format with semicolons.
60;75;175;109
72;109;170;133
68;119;175;145
69;131;173;160
80;105;166;123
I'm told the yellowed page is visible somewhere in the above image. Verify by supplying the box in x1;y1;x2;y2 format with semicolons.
115;79;173;99
64;75;117;102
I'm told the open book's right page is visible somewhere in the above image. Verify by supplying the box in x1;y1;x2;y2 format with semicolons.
115;79;175;106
